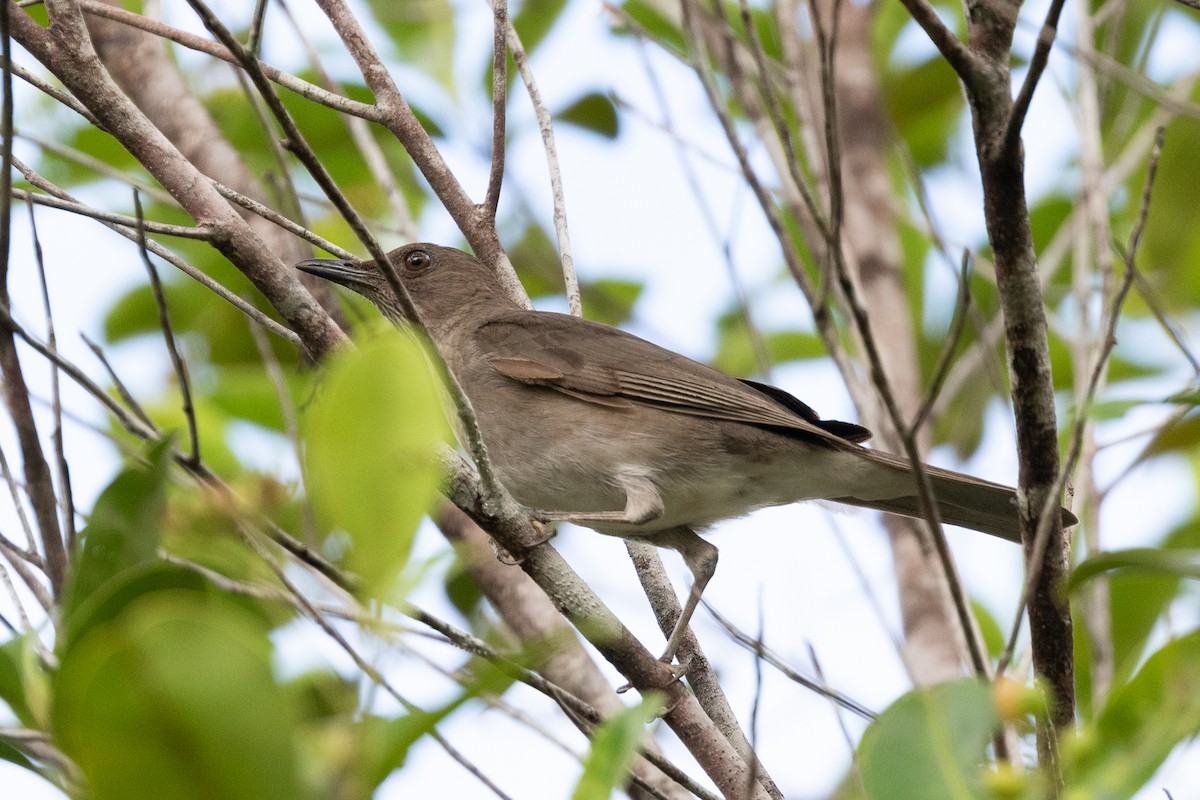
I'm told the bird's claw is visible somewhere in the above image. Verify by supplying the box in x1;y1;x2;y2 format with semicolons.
615;654;689;695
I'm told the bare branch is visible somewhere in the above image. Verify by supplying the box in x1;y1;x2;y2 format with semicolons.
274;0;417;241
210;181;355;261
1000;128;1166;679
16;190;215;240
27;203;75;552
312;0;520;291
625;541;783;800
13;158;302;347
1;53;100;127
706;603;874;720
484;0;508;223
75;0;380;121
0;0;67;596
12;4;346;358
810;0;992;680
896;0;977;79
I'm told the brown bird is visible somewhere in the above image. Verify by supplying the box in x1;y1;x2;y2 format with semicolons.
298;243;1076;662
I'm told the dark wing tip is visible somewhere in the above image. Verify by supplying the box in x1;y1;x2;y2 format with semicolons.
737;378;872;444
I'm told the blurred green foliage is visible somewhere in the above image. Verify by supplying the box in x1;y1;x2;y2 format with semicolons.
6;0;1199;796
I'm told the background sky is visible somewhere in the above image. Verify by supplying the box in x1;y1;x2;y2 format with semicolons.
3;0;1199;797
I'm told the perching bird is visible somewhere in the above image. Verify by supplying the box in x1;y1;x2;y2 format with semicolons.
298;243;1076;662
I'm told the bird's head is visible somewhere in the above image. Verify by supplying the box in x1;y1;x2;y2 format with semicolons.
296;243;515;330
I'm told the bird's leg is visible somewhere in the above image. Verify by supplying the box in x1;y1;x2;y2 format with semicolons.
654;527;718;665
534;477;717;666
534;471;664;525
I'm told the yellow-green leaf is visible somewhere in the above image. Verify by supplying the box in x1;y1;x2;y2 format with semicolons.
303;327;449;599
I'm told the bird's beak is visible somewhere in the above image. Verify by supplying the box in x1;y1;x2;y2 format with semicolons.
295;257;372;290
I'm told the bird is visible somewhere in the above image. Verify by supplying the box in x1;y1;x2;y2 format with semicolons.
297;243;1076;663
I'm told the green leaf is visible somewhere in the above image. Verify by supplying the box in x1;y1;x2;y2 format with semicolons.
0;636;35;727
858;679;997;800
302;327;449;599
1071;547;1200;590
618;0;686;55
62;563;211;659
486;0;569;92
209;365;305;434
52;591;301;800
572;695;663;800
0;738;37;774
513;0;569;54
1165;387;1200;405
579;278;643;326
712;300;825;377
353;658;517;793
882;58;963;167
366;0;457;93
444;560;486;619
558;93;620;139
1064;630;1200;799
971;600;1004;660
61;439;172;647
1141;412;1200;459
1106;521;1200;690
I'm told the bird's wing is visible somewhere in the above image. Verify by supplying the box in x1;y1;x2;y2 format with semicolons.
474;312;869;446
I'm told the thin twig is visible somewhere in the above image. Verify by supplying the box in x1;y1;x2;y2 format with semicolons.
0;0;67;597
895;0;976;79
705;603;875;720
187;0;522;522
741;593;765;800
827;517;913;681
1;54;101;127
230;65;300;218
209;180;354;260
78;334;156;431
248;0;269;56
484;0;508;222
997;127;1166;674
17;132;179;206
233;522;517;800
0;441;38;556
812;0;992;678
504;14;579;315
677;0;846;379
0;558;33;633
164;549;709;800
28;202;76;551
736;0;828;238
274;0;416;240
12;158;300;347
16;189;214;239
247;322;315;543
133;192;200;467
633;36;770;373
1130;269;1200;372
1005;0;1069;155
808;644;866;796
75;0;381;122
2;306;351;598
910;251;974;434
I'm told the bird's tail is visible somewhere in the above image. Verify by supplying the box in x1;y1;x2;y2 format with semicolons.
829;449;1076;543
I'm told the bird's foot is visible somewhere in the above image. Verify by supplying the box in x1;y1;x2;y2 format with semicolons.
535;509;637;523
490;520;557;566
615;654;689;695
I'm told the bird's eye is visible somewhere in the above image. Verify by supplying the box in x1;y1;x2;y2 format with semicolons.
403;249;432;272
